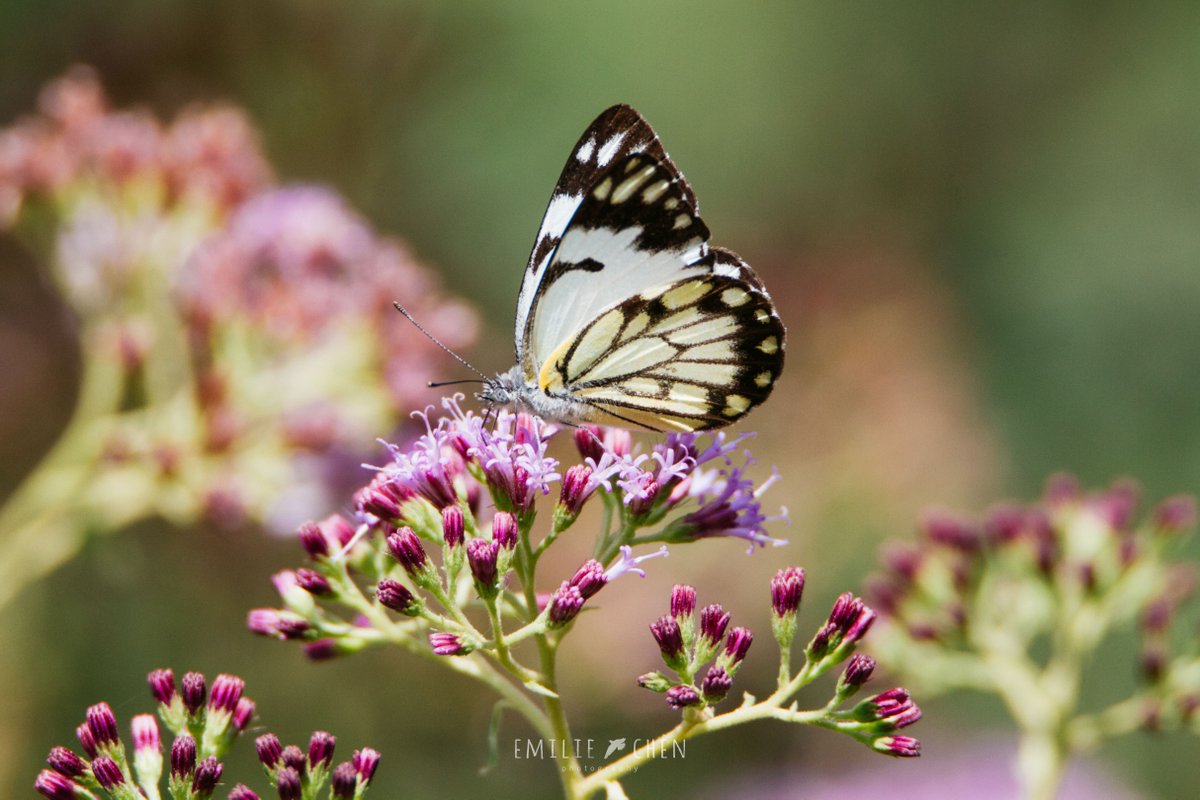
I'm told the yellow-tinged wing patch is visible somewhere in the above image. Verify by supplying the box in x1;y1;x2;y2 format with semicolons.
537;271;784;432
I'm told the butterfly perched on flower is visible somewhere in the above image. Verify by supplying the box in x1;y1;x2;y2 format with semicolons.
477;105;785;432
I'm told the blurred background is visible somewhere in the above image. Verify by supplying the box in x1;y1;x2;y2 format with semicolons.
2;2;1198;798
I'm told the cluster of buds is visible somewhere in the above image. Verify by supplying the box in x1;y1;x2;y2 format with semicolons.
34;668;379;800
0;66;478;609
636;569;920;758
252;732;379;800
866;476;1200;770
640;585;753;709
248;396;786;664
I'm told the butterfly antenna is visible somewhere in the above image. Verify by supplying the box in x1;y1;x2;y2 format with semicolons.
428;378;484;388
392;302;489;381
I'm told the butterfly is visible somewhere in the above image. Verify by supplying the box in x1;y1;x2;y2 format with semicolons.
477;104;785;432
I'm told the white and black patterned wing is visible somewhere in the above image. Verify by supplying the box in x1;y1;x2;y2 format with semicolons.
521;151;714;379
535;251;785;432
514;105;698;365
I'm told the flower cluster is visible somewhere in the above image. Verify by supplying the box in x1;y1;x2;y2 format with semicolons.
866;476;1200;795
34;668;379;800
636;571;920;759
0;67;477;609
249;397;787;666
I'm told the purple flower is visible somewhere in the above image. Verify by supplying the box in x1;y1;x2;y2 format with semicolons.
811;593;876;659
605;544;668;582
85;702;119;749
558;465;596;516
74;724;96;758
233;698;256;731
1154;495;1197;534
281;745;306;773
679;465;788;551
228;785;262;800
857;687;923;730
374;410;463;510
920;509;980;552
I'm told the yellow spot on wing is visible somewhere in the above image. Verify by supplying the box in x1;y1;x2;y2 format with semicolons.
758;336;779;354
593;177;613;200
723;394;750;416
755;371;772;387
623;311;650;340
538;337;574;392
662;280;710;309
611;165;656;204
566;308;625;378
721;287;750;307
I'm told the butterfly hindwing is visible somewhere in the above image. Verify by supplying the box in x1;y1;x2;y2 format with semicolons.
536;267;785;432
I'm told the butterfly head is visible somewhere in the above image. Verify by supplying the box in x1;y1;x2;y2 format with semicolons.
477;367;524;410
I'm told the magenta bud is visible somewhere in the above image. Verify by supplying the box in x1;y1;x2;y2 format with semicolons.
298;521;330;558
466;539;500;590
46;747;87;779
85;702;119;747
386;526;429;574
181;672;207;715
233;698;256;731
770;566;805;617
35;770;80;800
650;615;685;667
353;748;380;784
147;668;176;706
277;766;302;800
665;684;702;709
569;560;607;599
308;731;336;768
548;582;585;627
171;735;197;777
670;584;696;619
131;714;159;753
255;734;282;768
841;653;877;689
209;673;244;714
699;604;731;647
877;735;921;757
228;785;262;800
559;465;594;515
281;745;305;774
1154;495;1197;534
701;665;732;703
429;631;468;656
75;723;96;758
192;756;223;795
442;506;464;548
295;568;333;596
492;511;518;549
920;509;980;552
722;627;754;667
375;579;417;614
332;762;359;799
91;755;124;789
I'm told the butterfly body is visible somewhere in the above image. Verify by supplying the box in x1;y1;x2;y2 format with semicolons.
479;105;784;432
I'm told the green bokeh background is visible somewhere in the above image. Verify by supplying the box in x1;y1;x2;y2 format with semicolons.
2;2;1198;798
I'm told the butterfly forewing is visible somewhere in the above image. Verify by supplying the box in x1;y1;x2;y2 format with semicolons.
515;105;699;363
523;152;713;377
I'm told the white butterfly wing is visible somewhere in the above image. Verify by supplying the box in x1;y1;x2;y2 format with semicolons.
514;105;698;368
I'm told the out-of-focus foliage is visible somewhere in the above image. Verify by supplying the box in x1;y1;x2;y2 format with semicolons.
2;2;1198;799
